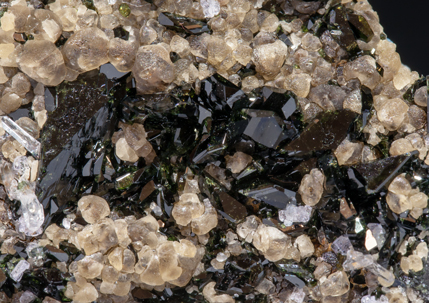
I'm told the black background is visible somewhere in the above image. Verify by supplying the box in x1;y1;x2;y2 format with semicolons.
369;0;429;76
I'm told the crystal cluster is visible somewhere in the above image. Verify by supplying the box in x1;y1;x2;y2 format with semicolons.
40;195;205;303
0;0;427;301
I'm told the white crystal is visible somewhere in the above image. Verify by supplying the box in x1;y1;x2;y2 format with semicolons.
11;260;30;282
200;0;220;18
367;223;386;250
278;204;312;226
2;116;41;159
62;217;71;229
332;236;353;255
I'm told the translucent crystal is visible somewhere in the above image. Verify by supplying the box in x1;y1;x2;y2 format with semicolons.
319;271;350;297
10;260;30;282
368;263;394;287
343;249;374;271
298;169;325;206
295;234;314;258
17;291;36;303
2;116;41;159
18;192;44;236
332;236;353;255
200;0;220;18
278;204;312;226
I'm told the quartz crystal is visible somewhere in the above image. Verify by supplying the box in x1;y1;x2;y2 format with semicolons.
2;116;41;159
10;260;30;282
278;204;312;226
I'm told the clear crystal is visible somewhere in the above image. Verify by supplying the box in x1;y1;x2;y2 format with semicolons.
2;116;41;159
10;260;30;282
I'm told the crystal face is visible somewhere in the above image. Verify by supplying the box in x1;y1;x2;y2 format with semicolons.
0;0;428;302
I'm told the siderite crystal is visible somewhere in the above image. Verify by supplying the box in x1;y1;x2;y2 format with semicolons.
17;40;66;86
298;168;325;206
62;27;109;72
77;195;110;224
320;271;350;297
132;45;175;94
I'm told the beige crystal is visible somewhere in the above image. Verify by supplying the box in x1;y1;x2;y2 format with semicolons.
298;168;325;206
17;40;66;86
132;44;175;94
78;195;110;224
62;27;109;72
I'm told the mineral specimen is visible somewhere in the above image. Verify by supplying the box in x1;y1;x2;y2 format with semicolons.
0;0;426;301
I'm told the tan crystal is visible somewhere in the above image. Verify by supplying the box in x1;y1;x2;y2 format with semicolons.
401;255;423;275
414;86;427;107
225;151;252;174
343;55;381;89
72;282;99;303
334;139;363;166
191;199;218;235
115;137;139;162
172;193;204;226
157;242;182;281
390;138;415;157
409;192;428;209
393;65;419;91
295;234;314;258
320;271;350;297
236;215;260;242
77;256;104;279
298;168;325;206
132;45;175;94
108;247;124;271
415;242;428;260
114;219;132;248
388;174;412;196
0;92;21;114
252;224;290;262
63;27;109;72
108;38;138;72
386;192;411;214
253;40;287;80
376;97;409;131
17;40;66;86
101;265;119;283
78;195;110;224
170;35;191;58
203;281;235;303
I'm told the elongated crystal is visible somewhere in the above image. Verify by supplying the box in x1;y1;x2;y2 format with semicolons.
2;116;41;159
